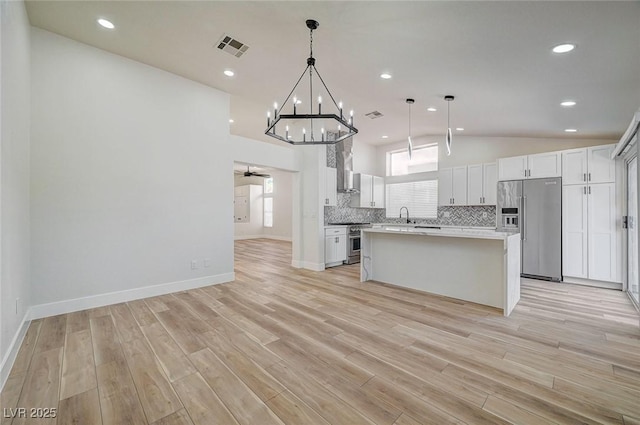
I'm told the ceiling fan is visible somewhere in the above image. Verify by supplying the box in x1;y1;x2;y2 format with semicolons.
243;166;270;178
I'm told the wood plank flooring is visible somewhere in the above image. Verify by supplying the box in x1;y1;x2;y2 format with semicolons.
2;238;639;424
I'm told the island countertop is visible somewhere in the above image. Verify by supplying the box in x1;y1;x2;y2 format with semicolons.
363;226;513;240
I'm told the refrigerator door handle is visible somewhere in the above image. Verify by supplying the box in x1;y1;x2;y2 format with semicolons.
521;195;526;241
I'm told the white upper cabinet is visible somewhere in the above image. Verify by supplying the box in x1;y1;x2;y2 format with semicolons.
528;152;561;179
467;162;497;205
350;173;384;208
372;176;385;208
498;155;528;181
483;162;498;205
562;148;588;185
323;167;337;206
587;145;616;183
562;144;616;185
498;152;561;181
439;166;468;206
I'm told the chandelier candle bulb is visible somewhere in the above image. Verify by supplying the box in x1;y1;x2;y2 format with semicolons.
339;101;343;119
273;102;278;118
286;125;289;139
293;97;297;114
267;111;271;126
321;127;325;141
318;96;322;114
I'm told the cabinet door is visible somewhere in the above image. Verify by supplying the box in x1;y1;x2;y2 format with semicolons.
483;162;498;205
372;176;385;208
587;145;616;183
467;164;484;205
528;152;561;178
325;235;337;263
562;185;588;278
562;148;588;185
588;183;617;282
452;166;468;206
324;167;337;206
438;168;453;206
498;156;527;181
336;235;347;262
360;174;373;207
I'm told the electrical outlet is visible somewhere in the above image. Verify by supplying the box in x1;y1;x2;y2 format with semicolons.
191;260;198;270
443;211;451;218
204;258;211;268
482;212;488;218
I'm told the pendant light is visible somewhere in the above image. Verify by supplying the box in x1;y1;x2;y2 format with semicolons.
444;95;455;156
406;98;415;159
265;20;358;145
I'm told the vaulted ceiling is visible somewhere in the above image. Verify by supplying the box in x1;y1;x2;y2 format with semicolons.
26;1;640;146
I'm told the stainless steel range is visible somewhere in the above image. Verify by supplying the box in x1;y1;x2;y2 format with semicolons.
328;222;372;264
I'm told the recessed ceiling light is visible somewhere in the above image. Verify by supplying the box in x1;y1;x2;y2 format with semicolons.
229;119;234;123
427;107;437;112
380;73;392;79
97;18;115;29
223;69;235;77
552;43;576;54
456;128;464;131
381;135;389;139
565;128;578;133
560;100;576;107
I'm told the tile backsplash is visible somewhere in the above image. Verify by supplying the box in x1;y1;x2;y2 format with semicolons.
325;193;386;224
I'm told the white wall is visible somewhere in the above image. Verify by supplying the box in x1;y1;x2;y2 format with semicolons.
263;169;293;241
375;135;617;175
0;0;31;386
353;138;378;175
30;28;233;314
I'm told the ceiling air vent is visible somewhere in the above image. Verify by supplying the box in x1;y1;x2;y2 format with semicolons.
365;111;384;119
216;35;249;58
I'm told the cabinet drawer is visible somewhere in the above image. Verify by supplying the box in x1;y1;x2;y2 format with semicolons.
325;227;347;236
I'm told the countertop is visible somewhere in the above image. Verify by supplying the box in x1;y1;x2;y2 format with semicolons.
363;226;515;241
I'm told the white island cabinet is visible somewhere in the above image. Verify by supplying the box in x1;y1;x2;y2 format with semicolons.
360;227;521;316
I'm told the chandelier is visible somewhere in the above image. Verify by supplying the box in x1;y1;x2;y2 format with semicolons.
265;19;358;145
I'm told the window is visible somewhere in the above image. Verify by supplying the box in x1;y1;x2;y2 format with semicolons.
263;178;274;227
386;180;438;219
387;144;438;176
385;144;438;219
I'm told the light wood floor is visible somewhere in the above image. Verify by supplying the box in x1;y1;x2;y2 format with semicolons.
2;238;640;424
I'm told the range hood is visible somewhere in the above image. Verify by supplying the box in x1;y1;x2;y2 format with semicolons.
336;137;358;192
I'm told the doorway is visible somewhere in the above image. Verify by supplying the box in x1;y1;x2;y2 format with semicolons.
627;156;639;307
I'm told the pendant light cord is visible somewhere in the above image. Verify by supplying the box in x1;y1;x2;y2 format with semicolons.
447;100;450;129
408;102;412;139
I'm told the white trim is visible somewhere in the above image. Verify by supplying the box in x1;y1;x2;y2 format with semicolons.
612;109;640;158
0;311;31;392
235;235;292;242
563;276;622;290
234;235;265;240
291;260;325;271
29;272;234;320
262;235;292;242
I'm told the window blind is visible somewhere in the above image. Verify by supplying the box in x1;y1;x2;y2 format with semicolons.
385;180;438;219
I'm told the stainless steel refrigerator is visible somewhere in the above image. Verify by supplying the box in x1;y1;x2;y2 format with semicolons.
497;177;562;281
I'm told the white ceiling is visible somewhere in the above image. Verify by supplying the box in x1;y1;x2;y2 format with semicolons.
25;1;640;147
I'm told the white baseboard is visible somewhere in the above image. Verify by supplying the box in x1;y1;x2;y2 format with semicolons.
234;235;292;242
291;260;325;271
262;235;292;242
29;272;235;320
563;276;623;290
0;311;31;392
234;235;264;240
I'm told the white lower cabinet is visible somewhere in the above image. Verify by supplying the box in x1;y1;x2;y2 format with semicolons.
562;183;618;282
325;227;347;267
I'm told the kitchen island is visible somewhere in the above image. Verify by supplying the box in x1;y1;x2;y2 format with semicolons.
360;226;521;316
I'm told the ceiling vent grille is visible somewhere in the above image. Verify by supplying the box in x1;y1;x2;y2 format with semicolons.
216;35;249;58
365;111;384;119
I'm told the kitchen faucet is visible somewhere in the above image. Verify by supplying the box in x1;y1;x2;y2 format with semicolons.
399;206;410;224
